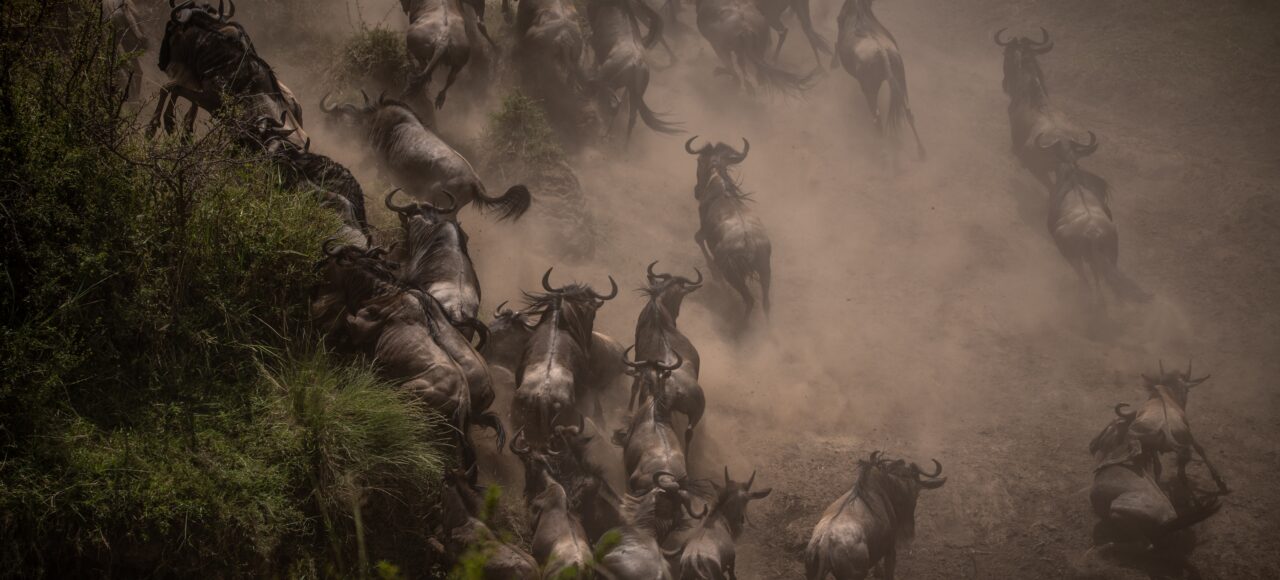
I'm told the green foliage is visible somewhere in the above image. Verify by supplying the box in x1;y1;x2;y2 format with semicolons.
0;1;449;576
482;91;567;169
330;27;412;92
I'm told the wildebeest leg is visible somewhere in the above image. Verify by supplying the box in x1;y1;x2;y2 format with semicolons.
694;230;719;279
758;250;773;317
1176;446;1192;492
436;63;464;110
767;17;789;62
711;46;741;88
1066;255;1090;307
1151;453;1164;483
726;271;755;318
1189;436;1230;493
858;78;882;135
147;84;174;137
883;545;897;580
626;80;641;145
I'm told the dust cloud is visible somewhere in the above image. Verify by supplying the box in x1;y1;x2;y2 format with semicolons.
134;0;1280;576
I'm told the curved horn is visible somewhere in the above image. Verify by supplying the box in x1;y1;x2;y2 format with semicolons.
647;260;669;280
746;469;757;490
993;28;1012;46
679;490;708;518
1073;131;1099;157
656;351;683;372
226;0;236;18
685;136;702;154
384;188;415;215
592;275;619;300
1036;26;1050;46
738;138;750;159
651;471;679;491
321;237;343;257
495;300;510;317
435;190;458;213
688;268;704;286
541;267;558;293
217;0;225;20
724;466;731;486
914;459;943;478
319;92;338;113
1030;40;1054;54
1114;403;1137;420
1035;133;1057;150
360;90;371;109
303;138;311;153
621;345;640;369
509;429;530;455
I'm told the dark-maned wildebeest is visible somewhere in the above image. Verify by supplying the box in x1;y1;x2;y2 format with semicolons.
805;451;946;580
384;188;487;337
103;0;147;101
320;92;531;220
994;27;1087;190
312;239;398;336
597;488;677;580
1090;404;1221;548
1130;362;1229;494
694;0;810;94
432;471;540;579
587;0;683;143
511;0;593;91
623;346;703;450
686;137;772;319
612;376;706;540
253;117;369;238
1043;132;1151;308
633;261;704;445
524;462;594;577
511;419;626;543
484;301;541;373
401;0;473;111
674;467;772;580
151;1;306;145
831;0;925;161
514;269;618;444
755;0;829;69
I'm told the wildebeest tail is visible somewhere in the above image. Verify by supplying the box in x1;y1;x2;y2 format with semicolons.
631;67;682;135
1088;234;1153;303
473;410;507;453
880;50;926;160
804;539;830;580
456;315;490;350
471;183;532;220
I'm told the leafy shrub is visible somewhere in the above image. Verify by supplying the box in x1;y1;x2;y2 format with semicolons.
330;27;413;94
482;91;567;170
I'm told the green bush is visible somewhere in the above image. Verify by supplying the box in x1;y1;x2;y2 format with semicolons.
482;91;567;169
330;27;413;93
0;1;448;576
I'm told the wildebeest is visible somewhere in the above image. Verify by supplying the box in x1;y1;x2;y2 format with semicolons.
995;27;1089;190
312;239;399;337
633;261;704;445
151;1;306;145
596;487;678;580
612;373;706;539
832;0;925;160
253;116;369;238
674;467;772;580
1129;362;1229;494
433;470;540;579
1090;404;1221;547
384;189;487;335
514;269;618;443
755;0;829;68
525;461;594;577
102;0;147;101
320;92;531;220
511;418;626;543
586;0;682;143
694;0;810;93
1043;132;1151;307
484;301;541;373
401;0;474;111
686;137;773;319
805;451;946;580
511;0;593;93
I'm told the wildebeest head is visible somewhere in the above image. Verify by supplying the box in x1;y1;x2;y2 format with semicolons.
523;268;618;347
643;260;702;315
1141;360;1210;410
385;187;459;228
159;0;242;72
317;90;385;141
621;345;683;410
708;467;772;536
994;27;1052;97
852;451;946;543
483;301;540;366
651;470;708;520
685;136;749;197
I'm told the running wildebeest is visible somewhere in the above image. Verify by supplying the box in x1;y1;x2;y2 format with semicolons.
755;0;829;69
511;419;626;543
832;0;925;160
254;116;369;238
484;301;541;373
312;238;398;336
995;27;1089;190
320;92;531;219
686;137;773;319
586;0;683;142
432;470;540;579
612;368;706;539
633;261;704;445
103;0;147;101
673;467;772;580
510;0;593;94
401;0;475;110
1090;404;1221;548
151;1;306;144
694;0;810;94
514;269;618;444
805;451;946;580
1129;362;1229;494
1043;132;1151;308
596;487;678;580
524;461;594;577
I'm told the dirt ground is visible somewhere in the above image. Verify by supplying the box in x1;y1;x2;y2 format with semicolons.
137;0;1279;576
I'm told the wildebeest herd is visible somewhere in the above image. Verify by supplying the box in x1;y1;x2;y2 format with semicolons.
126;0;1232;577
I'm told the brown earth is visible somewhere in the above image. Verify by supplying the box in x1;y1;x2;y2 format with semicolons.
135;0;1280;577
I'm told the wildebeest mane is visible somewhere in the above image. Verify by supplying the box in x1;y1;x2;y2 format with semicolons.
842;456;919;544
401;218;470;286
522;288;599;350
1051;163;1112;212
